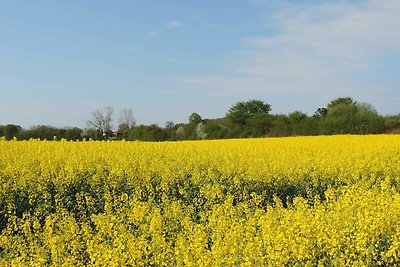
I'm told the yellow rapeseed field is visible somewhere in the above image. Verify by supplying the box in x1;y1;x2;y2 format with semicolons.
1;135;400;266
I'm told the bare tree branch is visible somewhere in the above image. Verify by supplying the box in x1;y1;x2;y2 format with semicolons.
87;106;114;134
118;108;136;134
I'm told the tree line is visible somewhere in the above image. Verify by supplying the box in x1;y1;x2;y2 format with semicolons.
1;97;400;141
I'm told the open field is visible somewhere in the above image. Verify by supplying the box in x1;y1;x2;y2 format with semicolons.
1;135;400;266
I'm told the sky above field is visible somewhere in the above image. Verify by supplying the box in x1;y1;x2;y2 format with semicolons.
1;0;400;129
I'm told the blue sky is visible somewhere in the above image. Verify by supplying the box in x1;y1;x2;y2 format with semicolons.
1;0;399;129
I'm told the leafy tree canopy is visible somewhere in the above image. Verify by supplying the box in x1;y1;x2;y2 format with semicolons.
327;97;356;110
226;100;271;126
188;113;202;124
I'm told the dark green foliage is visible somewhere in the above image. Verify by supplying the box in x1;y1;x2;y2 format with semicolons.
164;121;178;140
226;100;271;126
245;113;272;137
204;120;229;139
3;124;22;140
128;124;168;141
188;113;202;125
327;97;356;110
319;97;386;135
82;128;102;140
64;127;83;140
225;100;273;138
17;125;61;140
384;114;400;133
117;123;130;139
269;114;291;137
289;111;309;136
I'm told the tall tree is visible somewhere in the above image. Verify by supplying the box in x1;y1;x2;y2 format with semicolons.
189;113;202;124
186;113;205;139
3;124;22;140
87;106;114;135
327;97;356;111
324;97;358;134
226;100;271;126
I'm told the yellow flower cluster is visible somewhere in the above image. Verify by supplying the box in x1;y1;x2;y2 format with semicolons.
1;135;400;266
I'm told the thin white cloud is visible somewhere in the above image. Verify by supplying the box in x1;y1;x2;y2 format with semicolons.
175;0;400;114
251;0;400;61
166;20;183;28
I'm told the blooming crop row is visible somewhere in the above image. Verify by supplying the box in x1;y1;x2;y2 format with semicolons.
1;135;400;266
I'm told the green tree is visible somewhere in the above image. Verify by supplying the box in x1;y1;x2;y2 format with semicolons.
39;125;60;140
384;114;400;133
245;113;271;137
353;102;384;134
269;114;291;137
82;128;102;140
185;113;205;140
226;100;272;137
288;111;308;136
323;97;358;134
128;124;167;141
327;97;356;110
3;124;22;140
164;121;177;140
188;113;202;124
226;100;271;126
321;97;384;135
17;125;60;140
204;122;228;139
64;127;83;140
